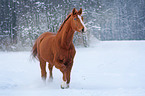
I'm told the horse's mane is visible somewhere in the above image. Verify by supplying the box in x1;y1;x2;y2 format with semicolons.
58;14;71;33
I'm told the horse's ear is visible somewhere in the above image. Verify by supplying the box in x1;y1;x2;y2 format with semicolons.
78;8;82;15
72;8;76;15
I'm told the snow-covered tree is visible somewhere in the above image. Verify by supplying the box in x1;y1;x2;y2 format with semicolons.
0;0;144;51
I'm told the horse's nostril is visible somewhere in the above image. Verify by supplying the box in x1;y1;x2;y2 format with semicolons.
82;28;84;32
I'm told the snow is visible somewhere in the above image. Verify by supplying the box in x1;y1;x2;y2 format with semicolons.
0;41;145;96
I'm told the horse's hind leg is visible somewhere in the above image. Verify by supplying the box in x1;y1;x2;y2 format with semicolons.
39;58;47;80
48;63;54;81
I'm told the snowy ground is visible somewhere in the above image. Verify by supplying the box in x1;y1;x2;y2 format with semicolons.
0;41;145;96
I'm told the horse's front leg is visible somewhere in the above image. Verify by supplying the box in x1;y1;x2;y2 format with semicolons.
61;62;73;89
61;71;68;89
53;57;73;89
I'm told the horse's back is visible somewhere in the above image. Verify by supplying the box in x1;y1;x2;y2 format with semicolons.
39;32;56;40
37;32;56;45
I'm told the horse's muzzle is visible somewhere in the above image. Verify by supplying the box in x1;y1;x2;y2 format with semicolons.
81;27;87;33
82;28;84;33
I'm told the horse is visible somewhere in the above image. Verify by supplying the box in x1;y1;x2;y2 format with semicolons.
32;8;86;89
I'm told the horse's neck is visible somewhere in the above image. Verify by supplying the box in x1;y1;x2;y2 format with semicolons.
56;20;75;49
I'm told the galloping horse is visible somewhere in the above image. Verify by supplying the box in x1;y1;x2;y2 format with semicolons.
32;8;86;89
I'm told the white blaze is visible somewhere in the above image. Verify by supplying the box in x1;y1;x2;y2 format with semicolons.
77;15;87;32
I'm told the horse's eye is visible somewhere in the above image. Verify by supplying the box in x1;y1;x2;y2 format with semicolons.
74;18;77;20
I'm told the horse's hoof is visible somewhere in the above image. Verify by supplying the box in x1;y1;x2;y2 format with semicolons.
61;81;69;89
48;77;53;82
41;76;46;81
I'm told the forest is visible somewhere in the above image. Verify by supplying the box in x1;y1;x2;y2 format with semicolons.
0;0;145;51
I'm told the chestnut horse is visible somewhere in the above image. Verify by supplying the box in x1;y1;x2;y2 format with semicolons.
32;8;86;89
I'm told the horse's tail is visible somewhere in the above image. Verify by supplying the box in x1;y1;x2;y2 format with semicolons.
32;39;38;59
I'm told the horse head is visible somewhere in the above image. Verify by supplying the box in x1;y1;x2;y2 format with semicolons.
71;8;87;33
